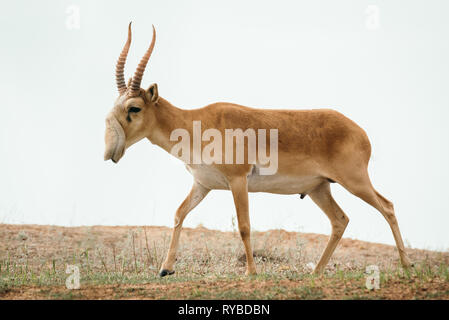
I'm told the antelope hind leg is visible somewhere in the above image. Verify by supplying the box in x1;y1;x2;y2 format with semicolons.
308;182;349;274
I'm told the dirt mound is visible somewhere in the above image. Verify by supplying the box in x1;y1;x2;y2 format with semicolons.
1;224;448;299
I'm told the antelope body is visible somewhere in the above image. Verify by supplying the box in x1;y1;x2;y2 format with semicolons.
104;24;411;276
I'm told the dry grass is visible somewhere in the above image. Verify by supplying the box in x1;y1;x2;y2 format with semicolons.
0;224;448;299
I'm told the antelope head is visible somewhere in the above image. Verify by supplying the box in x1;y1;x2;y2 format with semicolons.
104;23;159;163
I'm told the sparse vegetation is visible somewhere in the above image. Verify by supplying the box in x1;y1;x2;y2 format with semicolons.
0;224;448;300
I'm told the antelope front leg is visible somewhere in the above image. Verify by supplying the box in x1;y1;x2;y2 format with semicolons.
159;181;209;277
229;176;257;276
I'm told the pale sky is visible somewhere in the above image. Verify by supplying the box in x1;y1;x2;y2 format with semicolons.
1;0;448;250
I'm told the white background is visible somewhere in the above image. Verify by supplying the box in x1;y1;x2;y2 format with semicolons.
1;0;448;250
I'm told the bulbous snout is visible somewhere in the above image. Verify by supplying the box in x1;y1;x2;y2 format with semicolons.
104;115;126;163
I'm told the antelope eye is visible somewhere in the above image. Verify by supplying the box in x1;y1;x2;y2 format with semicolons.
128;106;141;113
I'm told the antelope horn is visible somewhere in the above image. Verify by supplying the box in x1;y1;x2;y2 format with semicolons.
115;22;132;95
129;25;156;96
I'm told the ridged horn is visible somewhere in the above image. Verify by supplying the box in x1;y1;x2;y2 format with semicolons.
115;22;132;95
129;25;156;96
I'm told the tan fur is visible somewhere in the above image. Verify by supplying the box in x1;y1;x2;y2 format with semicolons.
104;26;411;276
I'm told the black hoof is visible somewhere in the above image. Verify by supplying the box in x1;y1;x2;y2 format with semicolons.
159;269;175;277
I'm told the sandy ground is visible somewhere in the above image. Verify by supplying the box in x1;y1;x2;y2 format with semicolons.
1;224;448;299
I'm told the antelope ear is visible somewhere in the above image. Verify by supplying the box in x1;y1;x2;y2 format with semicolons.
146;83;159;103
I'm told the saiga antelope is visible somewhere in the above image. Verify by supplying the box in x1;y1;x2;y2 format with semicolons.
104;24;412;277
